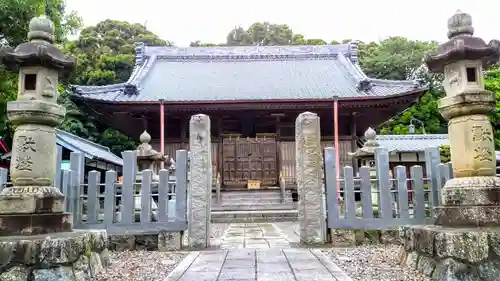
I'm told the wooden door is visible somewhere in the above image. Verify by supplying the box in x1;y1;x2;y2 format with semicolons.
222;137;278;187
261;138;277;186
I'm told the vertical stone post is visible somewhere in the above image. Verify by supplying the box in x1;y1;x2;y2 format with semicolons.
187;114;212;248
295;112;326;244
0;16;75;235
424;11;500;227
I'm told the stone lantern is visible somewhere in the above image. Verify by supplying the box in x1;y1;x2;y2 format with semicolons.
400;10;500;280
136;130;171;181
0;15;75;233
425;11;500;226
0;16;107;279
349;127;379;168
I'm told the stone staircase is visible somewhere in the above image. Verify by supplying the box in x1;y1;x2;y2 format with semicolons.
211;189;298;223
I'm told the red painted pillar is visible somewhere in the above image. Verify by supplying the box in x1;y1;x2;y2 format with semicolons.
333;98;341;200
160;99;165;169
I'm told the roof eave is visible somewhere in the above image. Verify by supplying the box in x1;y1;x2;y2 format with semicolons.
69;86;427;105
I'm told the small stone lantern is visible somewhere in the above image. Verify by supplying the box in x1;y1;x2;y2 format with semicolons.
349;127;386;209
349;127;379;168
136;130;171;181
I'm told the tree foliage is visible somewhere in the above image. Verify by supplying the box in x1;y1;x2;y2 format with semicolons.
358;37;447;135
485;66;500;149
59;20;172;155
0;0;82;147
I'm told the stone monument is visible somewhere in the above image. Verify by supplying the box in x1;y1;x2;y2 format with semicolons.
295;112;326;244
0;16;107;280
401;11;500;280
186;114;212;248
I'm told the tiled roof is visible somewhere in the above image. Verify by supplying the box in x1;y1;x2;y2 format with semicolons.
55;129;123;166
69;42;425;103
376;134;449;152
1;130;123;166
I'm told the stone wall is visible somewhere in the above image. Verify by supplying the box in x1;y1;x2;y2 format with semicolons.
329;228;401;246
400;226;500;280
0;230;108;281
107;231;183;251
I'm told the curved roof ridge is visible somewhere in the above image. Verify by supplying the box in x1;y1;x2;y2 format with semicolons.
127;54;151;84
371;78;421;87
143;44;352;59
55;128;114;152
70;83;126;94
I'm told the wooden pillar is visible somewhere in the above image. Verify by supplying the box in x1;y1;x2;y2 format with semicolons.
350;112;358;173
272;113;285;186
217;116;223;187
180;115;188;149
141;114;148;131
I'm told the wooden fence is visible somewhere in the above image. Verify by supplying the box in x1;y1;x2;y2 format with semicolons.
324;146;452;229
0;149;189;234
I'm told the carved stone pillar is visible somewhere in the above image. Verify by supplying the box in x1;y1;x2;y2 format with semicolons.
186;114;212;248
295;112;326;244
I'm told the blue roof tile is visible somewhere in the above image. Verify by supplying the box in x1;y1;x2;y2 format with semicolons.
70;43;425;103
376;134;449;152
55;129;123;166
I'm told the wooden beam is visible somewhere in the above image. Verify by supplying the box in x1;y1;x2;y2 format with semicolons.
350;112;358;173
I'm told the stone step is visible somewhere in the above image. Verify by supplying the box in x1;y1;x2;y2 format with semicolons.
211;210;298;223
214;198;294;205
217;190;291;198
215;192;293;198
211;202;297;211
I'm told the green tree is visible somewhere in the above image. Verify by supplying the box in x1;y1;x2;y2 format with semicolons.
485;66;500;149
0;0;82;145
190;41;222;47
358;37;446;135
65;19;171;86
226;22;333;46
61;20;172;155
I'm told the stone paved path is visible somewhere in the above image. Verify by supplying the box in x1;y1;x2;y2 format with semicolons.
165;249;352;281
218;222;298;249
167;223;352;281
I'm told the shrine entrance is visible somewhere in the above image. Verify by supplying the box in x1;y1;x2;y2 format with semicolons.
222;135;278;188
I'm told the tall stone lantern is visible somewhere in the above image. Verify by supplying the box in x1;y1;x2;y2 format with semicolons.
401;11;500;280
0;16;108;280
425;11;500;227
0;16;75;234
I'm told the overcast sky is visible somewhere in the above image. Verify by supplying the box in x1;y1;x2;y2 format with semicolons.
65;0;498;47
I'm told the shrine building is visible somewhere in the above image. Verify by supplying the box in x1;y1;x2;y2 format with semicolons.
69;42;427;189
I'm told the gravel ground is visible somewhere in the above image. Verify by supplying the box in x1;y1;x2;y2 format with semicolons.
323;244;431;281
91;250;187;281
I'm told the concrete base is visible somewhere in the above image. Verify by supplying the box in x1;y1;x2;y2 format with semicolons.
0;212;73;236
0;230;108;281
401;225;500;281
